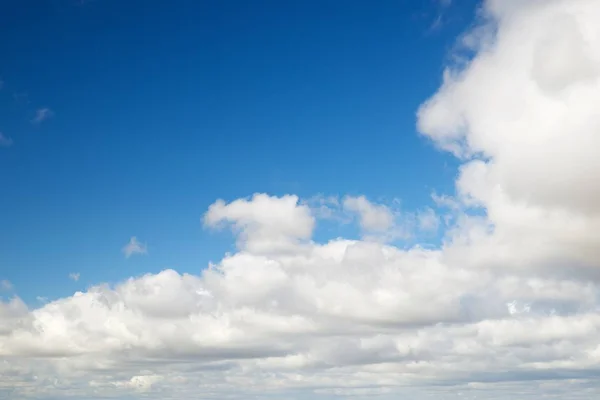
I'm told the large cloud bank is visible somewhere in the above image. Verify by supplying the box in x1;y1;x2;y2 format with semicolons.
4;1;600;398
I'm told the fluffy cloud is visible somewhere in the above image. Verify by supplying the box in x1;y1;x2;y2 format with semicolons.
3;193;600;399
4;1;600;398
122;236;148;258
418;0;600;275
204;193;315;254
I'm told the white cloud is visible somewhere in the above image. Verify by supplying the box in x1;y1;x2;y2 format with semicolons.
342;195;395;233
303;194;349;223
31;107;54;124
418;0;600;275
341;196;416;242
122;236;147;258
2;191;600;398
204;193;314;254
0;133;13;147
69;272;80;281
4;1;600;398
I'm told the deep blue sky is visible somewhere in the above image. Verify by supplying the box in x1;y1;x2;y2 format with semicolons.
0;0;477;303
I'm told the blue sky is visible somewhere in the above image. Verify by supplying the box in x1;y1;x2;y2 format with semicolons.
0;0;473;303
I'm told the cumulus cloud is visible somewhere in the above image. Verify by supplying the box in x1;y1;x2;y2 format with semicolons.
0;132;13;147
31;107;54;124
204;193;314;254
3;190;600;399
122;236;147;258
418;0;600;276
4;1;600;399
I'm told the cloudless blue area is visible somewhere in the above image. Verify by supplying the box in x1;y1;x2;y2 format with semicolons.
0;0;478;303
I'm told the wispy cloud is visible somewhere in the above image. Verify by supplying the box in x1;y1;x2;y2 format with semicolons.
69;272;80;282
13;92;29;105
122;236;148;258
429;0;453;32
31;107;54;124
0;280;12;291
0;133;13;148
417;207;440;233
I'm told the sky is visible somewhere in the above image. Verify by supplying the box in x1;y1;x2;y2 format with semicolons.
3;0;600;399
0;0;468;302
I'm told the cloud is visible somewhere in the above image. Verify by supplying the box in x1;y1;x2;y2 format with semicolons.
429;0;453;31
13;92;29;104
69;272;80;281
122;236;147;258
0;280;12;291
31;107;54;124
204;193;314;254
0;133;13;147
342;195;395;233
341;195;413;242
418;0;600;275
303;194;349;223
4;1;600;398
306;195;433;242
3;192;600;398
417;207;440;233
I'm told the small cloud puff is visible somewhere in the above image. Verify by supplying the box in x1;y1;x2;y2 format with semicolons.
31;108;54;124
69;273;80;282
122;236;148;258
